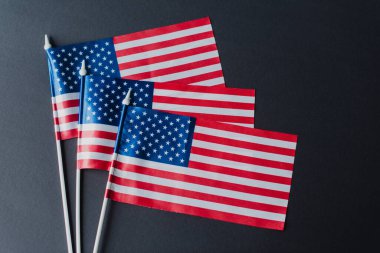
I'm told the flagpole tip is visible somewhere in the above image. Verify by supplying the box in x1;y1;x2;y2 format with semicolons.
79;60;87;76
122;88;132;105
44;34;52;50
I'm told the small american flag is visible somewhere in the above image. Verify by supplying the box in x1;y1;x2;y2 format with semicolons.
106;107;297;230
46;17;224;140
77;76;255;170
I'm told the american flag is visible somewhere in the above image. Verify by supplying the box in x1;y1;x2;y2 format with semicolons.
46;17;224;140
105;107;298;230
77;76;255;170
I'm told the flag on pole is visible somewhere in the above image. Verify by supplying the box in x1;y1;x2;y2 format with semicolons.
46;17;225;140
105;107;297;230
77;76;255;170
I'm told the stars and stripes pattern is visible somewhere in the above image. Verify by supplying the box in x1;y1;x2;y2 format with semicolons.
46;17;224;140
106;107;298;230
77;76;255;171
47;38;119;140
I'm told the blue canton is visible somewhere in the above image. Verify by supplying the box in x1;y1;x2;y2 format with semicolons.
118;107;196;167
46;38;119;96
81;76;154;126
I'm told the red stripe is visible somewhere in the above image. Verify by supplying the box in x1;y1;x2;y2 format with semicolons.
113;17;211;44
106;190;284;230
154;82;255;96
57;128;78;140
79;130;117;140
160;110;254;124
118;44;217;70
110;175;287;214
77;159;111;170
113;161;289;199
157;70;224;85
52;99;79;111
196;118;298;143
188;161;291;185
53;114;78;125
193;132;296;156
190;147;294;171
77;144;114;154
123;57;221;80
115;31;214;57
153;96;255;110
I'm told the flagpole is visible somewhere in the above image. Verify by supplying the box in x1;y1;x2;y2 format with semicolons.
76;60;87;253
93;88;132;253
45;35;74;253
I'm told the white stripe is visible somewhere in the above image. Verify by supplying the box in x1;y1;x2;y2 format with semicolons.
153;89;254;103
114;24;213;51
195;126;297;150
143;64;222;82
190;77;225;86
54;121;77;132
153;103;254;117
123;51;219;76
117;38;216;65
77;152;113;161
53;107;79;118
190;154;293;178
192;140;295;164
116;156;290;192
109;182;285;222
78;138;116;147
52;92;80;103
228;122;254;128
80;123;118;133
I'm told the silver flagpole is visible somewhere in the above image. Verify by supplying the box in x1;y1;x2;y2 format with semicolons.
44;34;74;253
93;88;132;253
75;60;87;253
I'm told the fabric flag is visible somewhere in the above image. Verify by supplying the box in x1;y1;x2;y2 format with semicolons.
46;17;225;140
77;76;255;170
105;107;297;230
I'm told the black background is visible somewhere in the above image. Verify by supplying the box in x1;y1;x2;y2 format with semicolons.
0;0;379;252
